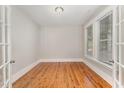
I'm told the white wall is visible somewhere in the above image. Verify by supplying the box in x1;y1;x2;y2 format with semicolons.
40;26;83;60
11;7;41;77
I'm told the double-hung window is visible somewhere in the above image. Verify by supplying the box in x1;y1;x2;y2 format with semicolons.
97;13;113;65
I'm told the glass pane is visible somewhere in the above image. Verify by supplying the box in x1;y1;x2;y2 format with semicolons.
100;14;112;40
0;67;4;87
121;6;124;20
5;64;9;81
5;46;8;62
116;6;119;24
121;45;124;65
121;67;124;87
0;46;3;66
121;22;124;42
98;41;112;65
5;25;8;43
0;6;2;21
115;45;119;62
115;63;119;81
5;6;8;25
87;25;93;56
0;24;2;43
5;7;9;43
98;14;113;65
116;25;119;43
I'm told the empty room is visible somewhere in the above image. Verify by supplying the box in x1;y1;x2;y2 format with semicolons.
0;5;124;88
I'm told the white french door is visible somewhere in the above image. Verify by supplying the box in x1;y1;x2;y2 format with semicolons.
113;5;124;88
0;5;11;88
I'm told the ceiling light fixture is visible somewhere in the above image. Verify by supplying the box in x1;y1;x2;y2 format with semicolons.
55;6;64;14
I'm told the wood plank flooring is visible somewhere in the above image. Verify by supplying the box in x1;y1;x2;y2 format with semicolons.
12;62;112;88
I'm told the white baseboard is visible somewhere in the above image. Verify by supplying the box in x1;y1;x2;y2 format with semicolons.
39;58;84;62
12;60;41;83
82;58;113;86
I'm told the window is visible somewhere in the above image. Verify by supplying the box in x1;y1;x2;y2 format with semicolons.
85;7;114;69
85;8;114;67
86;25;93;57
97;13;113;65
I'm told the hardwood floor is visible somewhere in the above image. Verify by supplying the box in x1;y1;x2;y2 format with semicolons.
12;62;112;88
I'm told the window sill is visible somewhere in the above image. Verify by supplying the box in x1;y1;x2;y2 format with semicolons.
85;55;113;71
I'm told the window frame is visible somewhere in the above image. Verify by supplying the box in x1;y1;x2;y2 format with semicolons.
96;11;113;66
84;6;116;70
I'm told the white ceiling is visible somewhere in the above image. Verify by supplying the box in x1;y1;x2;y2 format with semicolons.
17;5;106;26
